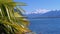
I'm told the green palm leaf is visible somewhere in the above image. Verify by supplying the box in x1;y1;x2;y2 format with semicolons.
0;0;31;34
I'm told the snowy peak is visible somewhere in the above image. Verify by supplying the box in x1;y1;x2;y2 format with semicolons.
35;9;50;14
25;9;51;14
26;9;60;18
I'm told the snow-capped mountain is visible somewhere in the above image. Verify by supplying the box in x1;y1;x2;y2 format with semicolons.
25;9;51;14
25;9;60;18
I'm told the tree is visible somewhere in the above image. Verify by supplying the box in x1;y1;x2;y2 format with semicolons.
0;0;30;34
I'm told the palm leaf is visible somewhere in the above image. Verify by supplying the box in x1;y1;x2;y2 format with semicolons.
14;12;29;26
0;0;30;34
0;2;27;6
0;0;31;34
0;0;13;2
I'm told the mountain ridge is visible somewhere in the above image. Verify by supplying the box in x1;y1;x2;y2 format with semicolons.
25;10;60;18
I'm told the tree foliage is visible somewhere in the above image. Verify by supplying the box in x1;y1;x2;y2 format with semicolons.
0;0;30;34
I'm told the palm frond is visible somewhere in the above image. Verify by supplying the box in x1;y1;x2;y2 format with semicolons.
0;0;31;34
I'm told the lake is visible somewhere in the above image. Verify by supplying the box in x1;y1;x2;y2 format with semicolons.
28;18;60;34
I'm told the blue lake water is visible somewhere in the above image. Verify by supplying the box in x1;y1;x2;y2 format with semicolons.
29;18;60;34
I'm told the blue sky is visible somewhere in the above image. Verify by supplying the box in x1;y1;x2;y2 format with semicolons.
14;0;60;13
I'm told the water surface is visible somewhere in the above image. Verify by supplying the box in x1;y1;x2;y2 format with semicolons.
29;18;60;34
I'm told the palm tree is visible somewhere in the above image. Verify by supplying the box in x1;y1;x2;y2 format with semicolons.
0;0;30;34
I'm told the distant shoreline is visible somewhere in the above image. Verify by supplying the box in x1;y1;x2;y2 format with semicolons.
27;17;60;19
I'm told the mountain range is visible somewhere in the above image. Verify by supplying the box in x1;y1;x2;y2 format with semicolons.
25;10;60;18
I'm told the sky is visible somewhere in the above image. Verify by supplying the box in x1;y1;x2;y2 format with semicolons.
14;0;60;14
